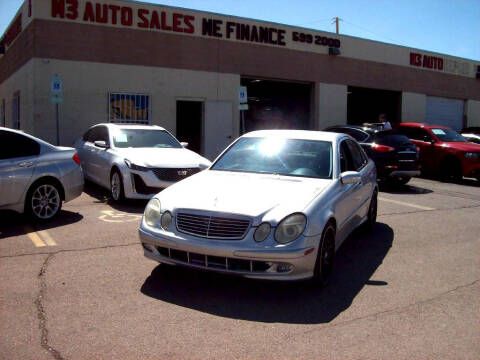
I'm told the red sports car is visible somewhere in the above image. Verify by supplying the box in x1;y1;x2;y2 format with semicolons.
397;123;480;181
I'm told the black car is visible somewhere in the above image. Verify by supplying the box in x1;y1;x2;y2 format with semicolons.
461;127;480;135
324;125;420;186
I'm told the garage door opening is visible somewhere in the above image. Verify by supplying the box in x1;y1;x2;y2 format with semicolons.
347;86;401;126
176;100;203;155
240;78;312;133
426;96;464;131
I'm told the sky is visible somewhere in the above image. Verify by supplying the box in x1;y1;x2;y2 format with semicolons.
1;0;479;61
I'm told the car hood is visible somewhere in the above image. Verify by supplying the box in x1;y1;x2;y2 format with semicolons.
113;147;211;167
441;142;480;152
157;170;332;224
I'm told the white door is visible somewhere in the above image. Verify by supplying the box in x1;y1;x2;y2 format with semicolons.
204;101;234;161
426;96;464;131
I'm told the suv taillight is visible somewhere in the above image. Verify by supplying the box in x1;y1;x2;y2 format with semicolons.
371;144;395;152
72;153;81;165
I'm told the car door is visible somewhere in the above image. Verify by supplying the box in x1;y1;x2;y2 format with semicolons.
346;139;373;218
89;126;112;187
0;130;40;207
400;127;435;171
335;139;365;237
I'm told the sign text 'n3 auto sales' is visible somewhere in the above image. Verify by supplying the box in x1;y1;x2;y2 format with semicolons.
50;0;341;49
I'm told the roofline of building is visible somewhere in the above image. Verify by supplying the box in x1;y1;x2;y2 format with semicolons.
1;0;479;63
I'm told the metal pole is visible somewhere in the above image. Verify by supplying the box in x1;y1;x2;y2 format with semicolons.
336;17;339;34
56;103;60;145
241;110;245;135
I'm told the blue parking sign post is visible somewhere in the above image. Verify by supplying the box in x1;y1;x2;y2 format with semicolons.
50;75;63;145
238;86;248;134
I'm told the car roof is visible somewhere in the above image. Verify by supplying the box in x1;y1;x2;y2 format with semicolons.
241;129;344;142
399;122;450;130
0;126;55;148
93;123;166;131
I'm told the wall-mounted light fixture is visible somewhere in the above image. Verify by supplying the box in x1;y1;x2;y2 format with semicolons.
328;47;340;56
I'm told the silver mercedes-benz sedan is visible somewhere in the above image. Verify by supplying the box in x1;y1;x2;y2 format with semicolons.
74;124;211;201
0;127;84;221
139;130;378;285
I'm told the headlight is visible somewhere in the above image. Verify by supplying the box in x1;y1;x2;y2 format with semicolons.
161;211;173;230
274;213;307;244
125;159;149;171
144;198;161;227
465;152;478;159
254;222;271;242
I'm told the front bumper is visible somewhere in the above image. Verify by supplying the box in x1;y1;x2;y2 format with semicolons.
139;227;318;280
462;161;480;179
123;168;202;200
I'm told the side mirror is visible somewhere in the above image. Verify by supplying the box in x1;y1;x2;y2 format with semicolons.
180;142;189;148
340;171;361;185
94;140;108;148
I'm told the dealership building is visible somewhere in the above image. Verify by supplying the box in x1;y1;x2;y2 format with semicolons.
1;0;479;159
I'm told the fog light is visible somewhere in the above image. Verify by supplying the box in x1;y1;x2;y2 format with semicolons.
276;263;293;273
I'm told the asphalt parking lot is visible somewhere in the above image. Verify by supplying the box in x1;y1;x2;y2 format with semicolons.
1;177;479;360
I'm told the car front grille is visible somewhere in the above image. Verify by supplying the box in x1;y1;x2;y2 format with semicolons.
176;212;251;240
153;246;271;273
151;167;200;182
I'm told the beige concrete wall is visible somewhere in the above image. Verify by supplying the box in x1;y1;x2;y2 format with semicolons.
31;58;239;145
466;100;480;127
315;83;347;129
0;59;35;133
401;92;426;123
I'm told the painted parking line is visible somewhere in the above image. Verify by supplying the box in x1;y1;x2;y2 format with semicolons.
37;230;57;246
24;226;57;247
378;197;435;211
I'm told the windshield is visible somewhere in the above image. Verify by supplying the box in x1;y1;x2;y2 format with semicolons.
431;128;466;142
112;129;182;148
211;137;333;179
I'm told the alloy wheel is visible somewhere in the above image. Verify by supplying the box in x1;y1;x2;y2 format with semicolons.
31;184;60;219
111;172;121;201
320;227;336;284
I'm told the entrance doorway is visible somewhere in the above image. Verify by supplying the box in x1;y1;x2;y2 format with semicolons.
176;100;203;155
241;78;312;133
347;86;401;125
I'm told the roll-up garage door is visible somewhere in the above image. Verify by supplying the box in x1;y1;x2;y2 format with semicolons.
425;96;464;131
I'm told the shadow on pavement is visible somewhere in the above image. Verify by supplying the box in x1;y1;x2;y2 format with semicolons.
83;180;148;214
0;210;83;239
420;173;480;187
379;182;433;195
140;222;393;324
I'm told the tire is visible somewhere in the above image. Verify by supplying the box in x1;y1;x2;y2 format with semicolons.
386;176;411;187
110;170;125;202
363;189;378;231
313;223;336;288
440;157;462;182
25;181;62;221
